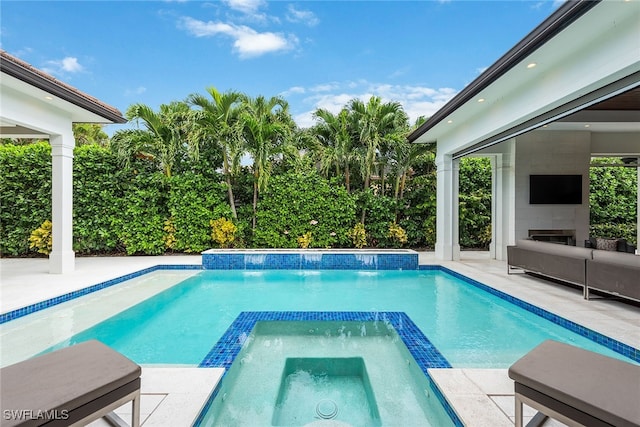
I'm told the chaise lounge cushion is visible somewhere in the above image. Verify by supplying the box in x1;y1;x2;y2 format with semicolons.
509;340;640;427
1;340;141;427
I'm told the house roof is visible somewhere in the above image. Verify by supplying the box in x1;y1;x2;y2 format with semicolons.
407;0;599;144
0;50;126;124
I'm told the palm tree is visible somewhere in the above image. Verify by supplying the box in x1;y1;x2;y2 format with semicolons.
348;97;407;191
188;87;244;219
313;108;355;192
73;123;109;146
111;102;196;177
389;137;435;202
240;95;292;229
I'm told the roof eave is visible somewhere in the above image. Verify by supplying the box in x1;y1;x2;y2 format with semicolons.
407;0;600;143
0;53;127;124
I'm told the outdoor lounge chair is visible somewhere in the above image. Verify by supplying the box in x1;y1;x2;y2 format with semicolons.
508;340;640;427
0;340;141;427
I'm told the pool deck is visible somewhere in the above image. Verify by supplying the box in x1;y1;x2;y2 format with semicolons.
1;252;639;426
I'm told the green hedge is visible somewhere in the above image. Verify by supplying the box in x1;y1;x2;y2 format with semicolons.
73;145;126;253
254;172;356;248
459;157;492;249
0;142;52;255
167;172;232;252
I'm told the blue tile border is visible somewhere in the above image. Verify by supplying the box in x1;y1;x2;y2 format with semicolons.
428;265;640;363
194;311;462;427
202;251;419;270
0;264;203;324
199;311;451;369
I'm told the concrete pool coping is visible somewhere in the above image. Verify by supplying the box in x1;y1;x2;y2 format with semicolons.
2;252;639;426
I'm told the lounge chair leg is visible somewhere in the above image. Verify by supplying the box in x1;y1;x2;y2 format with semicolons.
515;394;523;427
132;392;141;427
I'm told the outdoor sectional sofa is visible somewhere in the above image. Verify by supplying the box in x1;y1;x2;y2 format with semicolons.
507;239;640;303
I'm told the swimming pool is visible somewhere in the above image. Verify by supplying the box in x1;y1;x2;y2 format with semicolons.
2;263;638;426
6;268;635;368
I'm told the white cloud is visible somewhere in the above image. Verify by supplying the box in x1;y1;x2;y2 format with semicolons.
42;56;84;76
280;86;306;97
224;0;265;14
125;86;147;96
286;5;319;26
286;80;457;128
179;16;297;58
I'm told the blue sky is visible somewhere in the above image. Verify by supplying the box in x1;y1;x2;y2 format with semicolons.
1;0;562;132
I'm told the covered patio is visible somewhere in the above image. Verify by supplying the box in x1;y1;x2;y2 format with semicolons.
409;0;640;261
0;50;126;273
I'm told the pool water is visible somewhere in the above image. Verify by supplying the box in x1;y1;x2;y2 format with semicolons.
42;269;633;367
199;321;454;427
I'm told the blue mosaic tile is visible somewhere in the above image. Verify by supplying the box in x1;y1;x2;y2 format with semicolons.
264;253;300;269
202;251;420;271
202;254;244;269
195;311;459;427
378;253;418;270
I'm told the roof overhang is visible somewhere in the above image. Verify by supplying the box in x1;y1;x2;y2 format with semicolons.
408;0;640;157
0;50;126;135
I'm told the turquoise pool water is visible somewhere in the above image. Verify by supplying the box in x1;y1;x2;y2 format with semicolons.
47;269;633;367
200;321;455;426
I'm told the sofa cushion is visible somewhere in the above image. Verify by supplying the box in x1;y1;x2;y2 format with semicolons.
591;249;640;268
595;237;619;251
515;239;593;259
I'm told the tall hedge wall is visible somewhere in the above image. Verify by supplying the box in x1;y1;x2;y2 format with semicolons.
0;142;52;255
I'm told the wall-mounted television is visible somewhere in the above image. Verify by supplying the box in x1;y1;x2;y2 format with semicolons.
529;174;583;204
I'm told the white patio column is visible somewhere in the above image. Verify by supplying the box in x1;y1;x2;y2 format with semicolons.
435;153;460;260
490;145;516;261
49;132;75;274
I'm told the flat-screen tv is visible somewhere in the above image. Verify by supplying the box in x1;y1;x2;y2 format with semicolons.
529;174;582;204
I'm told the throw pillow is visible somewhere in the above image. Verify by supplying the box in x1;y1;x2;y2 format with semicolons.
595;238;618;251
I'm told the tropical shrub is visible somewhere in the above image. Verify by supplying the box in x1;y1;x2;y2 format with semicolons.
254;171;356;248
0;142;51;255
211;217;237;248
163;217;177;250
29;219;53;255
387;222;408;247
297;231;312;249
347;223;367;248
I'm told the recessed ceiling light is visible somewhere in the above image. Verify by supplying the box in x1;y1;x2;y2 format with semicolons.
44;96;53;100
584;124;590;128
447;120;453;124
542;125;548;128
477;98;485;103
527;62;537;69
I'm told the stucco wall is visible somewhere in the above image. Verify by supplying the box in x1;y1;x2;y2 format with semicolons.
514;131;591;246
